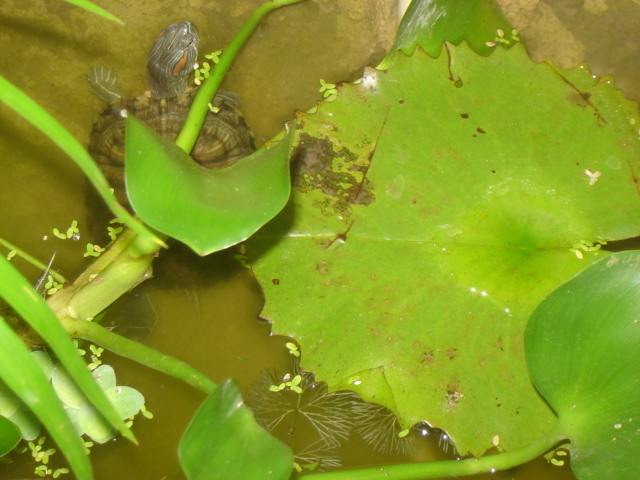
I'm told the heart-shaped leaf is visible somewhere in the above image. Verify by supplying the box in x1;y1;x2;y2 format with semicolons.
125;117;293;255
526;251;640;480
179;378;293;480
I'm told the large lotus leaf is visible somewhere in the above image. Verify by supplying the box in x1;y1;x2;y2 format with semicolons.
125;117;293;255
248;40;640;456
526;251;640;479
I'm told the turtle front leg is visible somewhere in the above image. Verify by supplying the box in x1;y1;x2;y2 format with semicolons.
87;66;122;102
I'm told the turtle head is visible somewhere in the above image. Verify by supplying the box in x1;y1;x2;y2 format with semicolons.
147;21;199;99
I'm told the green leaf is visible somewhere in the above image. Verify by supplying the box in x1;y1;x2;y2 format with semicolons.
104;386;144;420
61;0;124;25
0;256;136;444
179;378;293;480
0;381;21;418
52;365;89;409
249;41;640;456
0;318;92;479
379;0;514;69
92;365;116;392
0;75;161;247
526;251;640;480
7;408;42;441
0;415;21;456
53;364;144;443
125;117;293;255
77;405;114;444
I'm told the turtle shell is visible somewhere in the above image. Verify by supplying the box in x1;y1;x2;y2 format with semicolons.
88;88;255;206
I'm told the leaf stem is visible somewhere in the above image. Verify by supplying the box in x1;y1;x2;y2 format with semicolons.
175;0;308;153
0;236;68;284
298;422;567;480
66;317;216;394
46;227;164;321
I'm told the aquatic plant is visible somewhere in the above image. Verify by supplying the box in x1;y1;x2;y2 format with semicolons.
0;0;638;479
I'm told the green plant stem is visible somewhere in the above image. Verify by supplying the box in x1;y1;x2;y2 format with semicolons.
0;236;67;284
299;422;567;480
47;227;165;321
66;316;216;394
175;0;308;153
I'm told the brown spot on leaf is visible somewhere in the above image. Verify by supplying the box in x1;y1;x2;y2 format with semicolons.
291;133;375;217
422;351;435;364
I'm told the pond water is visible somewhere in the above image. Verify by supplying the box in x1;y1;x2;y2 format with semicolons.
0;0;638;479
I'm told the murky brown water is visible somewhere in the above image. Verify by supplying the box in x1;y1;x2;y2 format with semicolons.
0;0;638;478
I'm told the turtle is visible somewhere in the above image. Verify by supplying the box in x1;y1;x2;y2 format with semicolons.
87;21;255;207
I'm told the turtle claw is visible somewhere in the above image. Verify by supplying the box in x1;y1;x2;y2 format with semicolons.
87;66;122;103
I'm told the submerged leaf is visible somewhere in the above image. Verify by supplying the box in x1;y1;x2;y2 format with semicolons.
249;41;640;456
526;251;640;480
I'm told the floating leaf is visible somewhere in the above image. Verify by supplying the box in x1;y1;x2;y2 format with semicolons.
526;251;640;479
249;40;640;456
91;365;116;392
179;378;293;480
104;386;144;420
125;117;294;255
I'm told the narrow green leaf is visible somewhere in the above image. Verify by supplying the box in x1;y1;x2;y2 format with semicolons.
0;255;136;444
0;415;21;456
126;117;294;255
179;378;293;480
0;318;92;479
62;0;124;25
0;76;161;247
526;251;640;480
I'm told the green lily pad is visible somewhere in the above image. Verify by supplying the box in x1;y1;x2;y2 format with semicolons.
125;116;293;255
526;251;640;480
179;378;293;480
249;41;640;456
